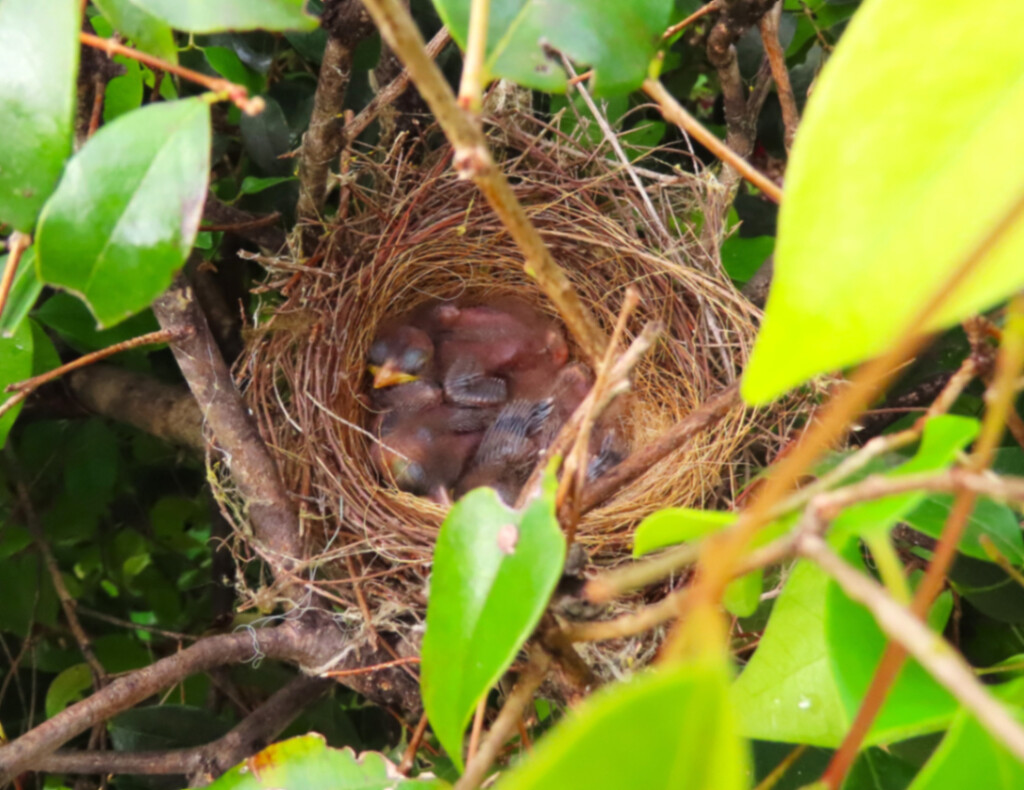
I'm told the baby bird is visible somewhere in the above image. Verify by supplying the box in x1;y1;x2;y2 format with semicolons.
367;323;435;390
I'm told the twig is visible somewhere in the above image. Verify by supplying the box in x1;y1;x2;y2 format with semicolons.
0;231;31;324
357;0;608;363
799;533;1024;764
323;656;420;678
822;292;1024;788
753;745;808;790
458;0;490;113
663;0;721;39
200;213;282;235
455;646;551;790
399;713;430;774
466;696;487;765
79;32;263;115
979;535;1024;590
759;1;799;151
643;79;782;203
203;193;286;251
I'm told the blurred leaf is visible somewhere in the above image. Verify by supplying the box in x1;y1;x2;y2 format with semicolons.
102;56;145;122
0;248;43;338
831;415;979;543
131;0;318;33
33;292;159;353
0;318;34;446
433;0;673;95
92;634;151;674
847;747;918;790
238;175;298;196
93;0;178;64
498;657;747;790
724;569;763;618
0;554;59;636
742;0;1024;404
422;473;565;771
203;735;448;789
905;495;1024;566
721;235;773;284
46;663;93;718
204;45;265;95
64;420;120;509
239;95;293;175
907;705;1024;789
634;507;735;557
36;98;210;327
0;0;79;231
110;705;229;751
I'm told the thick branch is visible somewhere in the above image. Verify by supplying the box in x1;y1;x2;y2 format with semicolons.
152;274;304;582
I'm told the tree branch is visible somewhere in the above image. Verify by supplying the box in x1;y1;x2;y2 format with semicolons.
203;193;286;252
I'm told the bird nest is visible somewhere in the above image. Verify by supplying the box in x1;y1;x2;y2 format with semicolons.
237;114;787;680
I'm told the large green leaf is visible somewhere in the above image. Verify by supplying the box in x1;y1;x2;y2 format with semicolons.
46;663;93;718
742;0;1024;404
201;735;448;789
36;98;210;327
905;495;1024;566
498;657;747;790
132;0;318;33
93;0;179;65
432;0;673;95
907;705;1024;789
0;318;34;446
0;0;79;231
633;507;736;557
421;474;565;772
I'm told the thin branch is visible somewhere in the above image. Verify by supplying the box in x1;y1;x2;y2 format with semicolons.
203;193;286;251
457;0;490;113
0;231;31;324
643;79;782;203
799;533;1024;764
79;32;263;115
455;646;551;790
357;0;608;363
663;0;721;40
759;1;799;151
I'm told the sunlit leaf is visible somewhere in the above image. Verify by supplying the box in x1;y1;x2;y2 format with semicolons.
36;98;210;327
132;0;318;33
45;663;93;718
432;0;673;95
422;473;565;771
202;735;448;789
0;0;79;231
93;0;178;64
499;657;747;790
742;0;1024;404
724;569;763;619
633;508;736;557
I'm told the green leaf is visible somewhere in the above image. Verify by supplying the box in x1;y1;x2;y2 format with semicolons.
238;175;298;196
36;98;211;327
33;291;159;353
432;0;673;95
46;663;93;718
905;495;1024;566
633;507;736;557
831;415;979;543
498;658;748;790
907;707;1024;789
724;569;763;619
741;0;1024;404
0;318;34;446
131;0;318;33
0;248;43;338
110;705;230;751
422;474;565;771
92;0;178;64
721;235;774;285
103;57;145;122
203;735;448;789
0;0;79;231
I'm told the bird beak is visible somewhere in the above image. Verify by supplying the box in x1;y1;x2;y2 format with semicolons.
370;361;418;389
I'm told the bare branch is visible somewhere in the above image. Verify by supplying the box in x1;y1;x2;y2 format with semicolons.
759;1;799;151
203;193;286;252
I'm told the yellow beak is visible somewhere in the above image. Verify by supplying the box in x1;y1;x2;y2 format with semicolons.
370;361;419;389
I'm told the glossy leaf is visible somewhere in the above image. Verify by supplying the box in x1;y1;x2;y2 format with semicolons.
432;0;673;95
499;658;747;790
907;706;1024;789
0;0;79;231
831;415;979;543
132;0;318;33
36;98;210;327
33;292;159;354
742;0;1024;404
45;663;92;718
0;248;42;338
93;0;178;64
633;507;736;557
905;495;1024;565
422;474;565;771
0;318;34;446
202;735;448;789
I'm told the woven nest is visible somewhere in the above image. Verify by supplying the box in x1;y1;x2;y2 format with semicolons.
239;114;785;674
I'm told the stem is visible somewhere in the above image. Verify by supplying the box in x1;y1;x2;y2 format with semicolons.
643;79;783;203
663;0;721;40
458;0;490;113
0;231;31;324
79;32;264;115
759;1;800;151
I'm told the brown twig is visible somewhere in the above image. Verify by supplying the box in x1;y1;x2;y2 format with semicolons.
203;193;286;251
457;0;490;113
454;646;551;790
323;656;420;678
643;79;783;203
663;0;721;39
466;696;487;765
399;713;430;774
79;32;263;115
754;745;808;790
759;1;799;151
357;0;608;364
0;231;31;325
